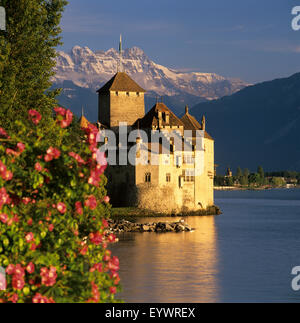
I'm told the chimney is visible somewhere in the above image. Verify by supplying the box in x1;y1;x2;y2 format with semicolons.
202;115;206;131
165;113;170;124
185;105;189;114
158;110;162;127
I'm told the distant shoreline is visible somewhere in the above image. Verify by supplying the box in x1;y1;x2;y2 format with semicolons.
214;186;300;191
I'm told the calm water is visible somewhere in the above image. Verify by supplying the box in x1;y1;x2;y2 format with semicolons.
110;188;300;303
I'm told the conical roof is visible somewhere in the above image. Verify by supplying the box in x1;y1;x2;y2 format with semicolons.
97;72;146;93
78;115;90;128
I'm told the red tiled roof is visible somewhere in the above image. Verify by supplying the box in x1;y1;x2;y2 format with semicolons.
135;102;184;129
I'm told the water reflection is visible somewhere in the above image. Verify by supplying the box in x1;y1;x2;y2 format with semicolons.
110;216;220;303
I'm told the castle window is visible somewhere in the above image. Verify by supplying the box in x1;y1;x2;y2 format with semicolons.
136;92;140;96
126;92;130;96
166;173;171;182
183;169;195;182
184;154;194;164
145;172;151;183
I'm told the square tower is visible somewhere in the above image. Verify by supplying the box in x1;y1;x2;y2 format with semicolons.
97;72;146;128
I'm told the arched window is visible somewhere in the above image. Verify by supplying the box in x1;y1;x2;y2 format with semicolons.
145;172;151;183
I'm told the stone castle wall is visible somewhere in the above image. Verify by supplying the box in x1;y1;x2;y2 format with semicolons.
99;91;145;127
105;136;215;214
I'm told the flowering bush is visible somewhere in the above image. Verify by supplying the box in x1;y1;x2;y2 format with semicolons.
0;108;120;303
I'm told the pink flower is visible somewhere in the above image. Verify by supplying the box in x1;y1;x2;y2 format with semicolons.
84;195;97;210
6;264;15;275
108;256;120;273
0;161;12;182
69;152;85;164
5;148;17;156
0;187;11;209
103;196;110;204
103;250;111;262
32;293;55;304
75;201;83;215
0;127;8;138
8;293;18;303
34;162;43;172
25;232;34;243
53;107;66;116
0;161;6;174
44;147;61;162
89;232;103;246
102;219;108;228
17;143;25;153
30;243;37;251
87;281;100;303
40;266;57;287
28;110;42;125
48;224;54;232
54;107;73;128
80;245;88;255
26;262;35;274
0;213;8;224
109;286;117;295
90;263;103;273
107;233;116;243
110;272;120;285
2;170;13;181
12;276;25;290
57;202;67;214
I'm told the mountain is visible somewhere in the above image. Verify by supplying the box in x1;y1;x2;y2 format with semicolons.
52;46;248;120
52;81;208;122
190;73;300;173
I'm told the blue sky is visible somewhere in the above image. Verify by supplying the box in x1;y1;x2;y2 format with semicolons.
59;0;300;83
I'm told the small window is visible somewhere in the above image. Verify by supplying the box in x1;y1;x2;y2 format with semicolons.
184;154;194;164
126;92;130;96
145;172;151;183
115;91;119;96
183;169;195;182
136;92;140;96
166;173;171;182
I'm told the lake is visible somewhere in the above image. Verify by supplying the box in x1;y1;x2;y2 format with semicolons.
110;188;300;303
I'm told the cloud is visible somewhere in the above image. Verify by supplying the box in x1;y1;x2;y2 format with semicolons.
61;10;181;36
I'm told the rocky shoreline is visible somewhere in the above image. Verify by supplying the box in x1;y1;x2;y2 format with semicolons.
107;219;194;233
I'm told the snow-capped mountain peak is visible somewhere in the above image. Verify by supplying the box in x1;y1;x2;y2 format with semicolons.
53;45;248;99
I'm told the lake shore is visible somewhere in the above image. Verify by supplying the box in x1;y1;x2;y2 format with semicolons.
214;185;300;191
111;205;222;220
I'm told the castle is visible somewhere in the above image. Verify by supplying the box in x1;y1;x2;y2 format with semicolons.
81;71;215;214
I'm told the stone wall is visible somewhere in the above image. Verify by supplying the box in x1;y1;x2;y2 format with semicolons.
110;91;145;127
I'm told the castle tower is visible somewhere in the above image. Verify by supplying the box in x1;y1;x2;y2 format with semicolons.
97;72;146;128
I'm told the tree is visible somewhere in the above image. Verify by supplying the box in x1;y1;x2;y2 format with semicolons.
236;167;242;178
240;176;248;186
235;166;242;185
271;177;286;188
243;168;250;179
257;166;264;181
0;0;67;130
225;176;234;187
249;173;261;186
0;108;120;303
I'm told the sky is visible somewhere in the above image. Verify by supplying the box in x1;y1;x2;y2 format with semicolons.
58;0;300;84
